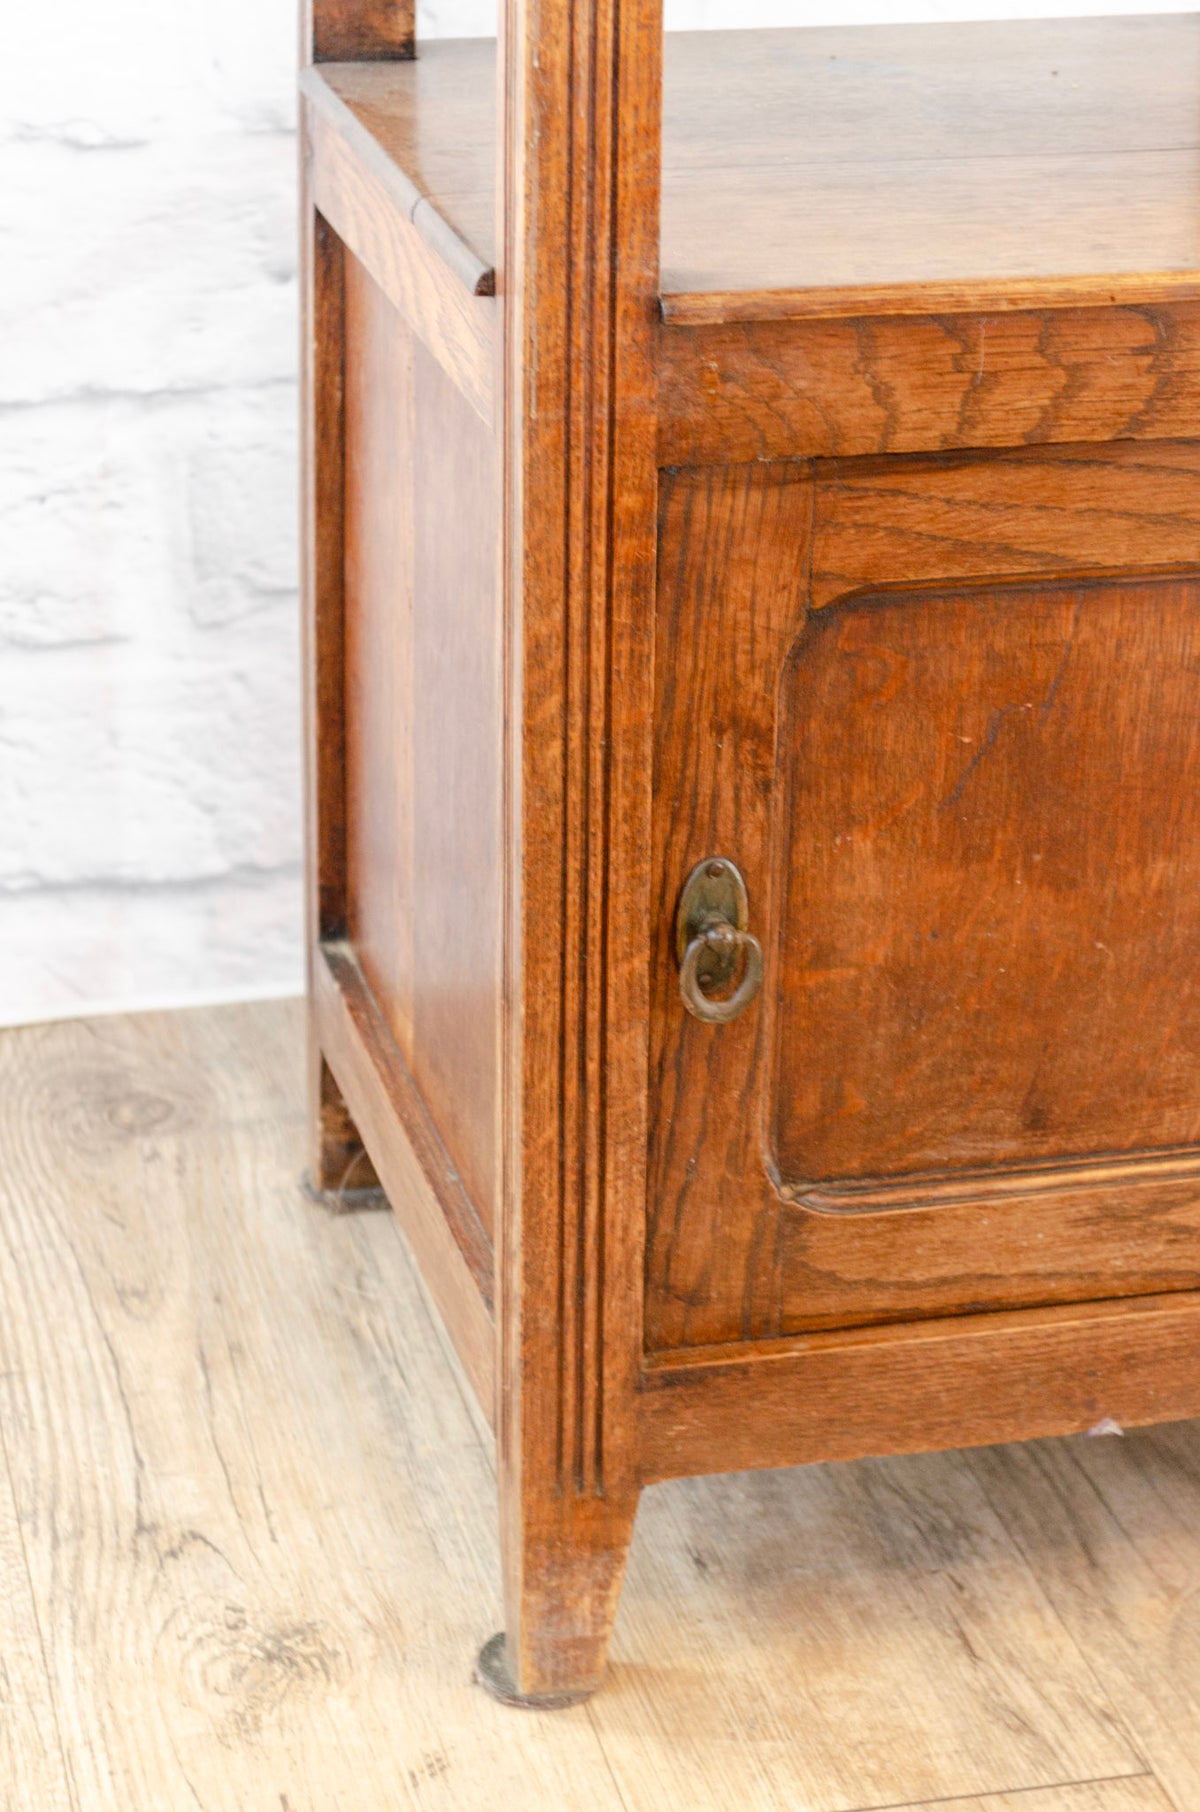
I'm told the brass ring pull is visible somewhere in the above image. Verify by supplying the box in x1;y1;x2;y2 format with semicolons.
679;919;764;1024
675;856;764;1025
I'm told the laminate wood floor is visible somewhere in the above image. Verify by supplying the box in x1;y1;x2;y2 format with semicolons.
0;999;1195;1811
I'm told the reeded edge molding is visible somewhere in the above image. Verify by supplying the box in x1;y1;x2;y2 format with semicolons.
499;0;660;1511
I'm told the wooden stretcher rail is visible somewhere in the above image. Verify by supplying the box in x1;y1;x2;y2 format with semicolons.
313;940;496;1417
639;1290;1200;1483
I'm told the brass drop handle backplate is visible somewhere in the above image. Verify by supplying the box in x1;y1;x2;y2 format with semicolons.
675;857;764;1024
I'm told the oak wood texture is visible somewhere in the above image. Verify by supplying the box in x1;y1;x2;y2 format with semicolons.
343;255;501;1235
647;444;1200;1352
313;941;495;1409
808;440;1200;609
303;0;1200;1708
773;571;1200;1189
307;0;413;65
640;1290;1200;1485
301;62;493;298
306;18;1200;322
301;72;496;425
657;301;1200;466
301;211;348;955
310;47;495;288
300;176;380;1198
659;17;1200;321
6;996;1199;1812
0;1444;73;1810
492;0;662;1704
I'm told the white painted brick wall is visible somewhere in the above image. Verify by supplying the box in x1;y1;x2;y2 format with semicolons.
1;0;302;1024
0;0;1187;1024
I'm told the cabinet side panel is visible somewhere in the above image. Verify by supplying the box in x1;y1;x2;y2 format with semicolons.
344;254;501;1233
344;254;415;1059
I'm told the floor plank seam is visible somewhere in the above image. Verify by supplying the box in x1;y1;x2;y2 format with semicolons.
847;1768;1157;1812
9;1003;1197;1810
966;1444;1158;1786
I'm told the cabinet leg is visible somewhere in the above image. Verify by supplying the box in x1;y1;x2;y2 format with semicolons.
304;1046;385;1209
476;1489;639;1706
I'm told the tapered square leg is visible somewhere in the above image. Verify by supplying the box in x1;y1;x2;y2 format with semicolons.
476;1483;639;1706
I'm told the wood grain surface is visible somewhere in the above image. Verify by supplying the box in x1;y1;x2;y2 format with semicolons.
313;943;495;1410
313;47;496;280
0;1441;73;1810
657;302;1200;465
306;0;413;64
773;571;1200;1189
973;1423;1200;1812
493;0;661;1703
300;0;1200;1721
300;184;380;1196
343;255;501;1235
307;17;1200;320
301;81;496;424
911;1790;1171;1812
640;1290;1200;1485
647;443;1200;1351
0;1003;596;1810
656;17;1200;317
809;440;1200;610
3;998;1198;1811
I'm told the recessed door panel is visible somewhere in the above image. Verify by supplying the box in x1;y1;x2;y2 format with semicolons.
773;573;1200;1196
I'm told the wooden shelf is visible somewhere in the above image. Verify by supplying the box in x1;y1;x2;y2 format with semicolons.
306;14;1200;324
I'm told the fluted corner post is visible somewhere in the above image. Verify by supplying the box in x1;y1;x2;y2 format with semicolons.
488;0;664;1703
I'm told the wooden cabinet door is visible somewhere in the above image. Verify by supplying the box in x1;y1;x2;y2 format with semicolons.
647;442;1200;1351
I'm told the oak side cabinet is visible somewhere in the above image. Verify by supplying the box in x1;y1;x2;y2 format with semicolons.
301;4;1200;1704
